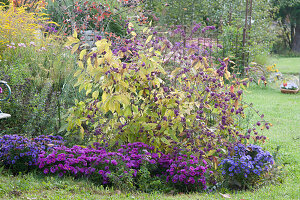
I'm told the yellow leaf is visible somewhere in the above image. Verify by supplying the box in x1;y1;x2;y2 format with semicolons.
131;32;137;37
73;31;77;38
115;101;121;114
109;100;115;112
71;43;79;54
128;22;134;29
86;88;92;96
74;70;82;77
65;38;76;47
204;104;211;109
117;95;130;106
155;50;161;56
143;27;148;33
145;35;153;44
224;72;229;80
78;61;84;69
225;70;231;79
205;68;214;73
95;39;108;51
79;49;87;60
102;92;108;102
105;51;112;62
92;91;99;99
194;61;203;70
80;126;84;139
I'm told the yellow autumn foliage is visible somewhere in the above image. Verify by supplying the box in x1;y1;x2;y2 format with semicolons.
0;3;48;51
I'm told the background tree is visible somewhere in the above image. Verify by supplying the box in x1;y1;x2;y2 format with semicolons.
143;0;276;66
272;0;300;52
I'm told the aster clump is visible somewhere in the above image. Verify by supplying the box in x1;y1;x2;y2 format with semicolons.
220;143;274;189
36;141;211;192
0;134;64;174
37;145;124;184
166;153;209;191
37;143;156;186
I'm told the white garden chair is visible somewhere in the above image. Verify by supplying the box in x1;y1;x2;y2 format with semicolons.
0;81;11;119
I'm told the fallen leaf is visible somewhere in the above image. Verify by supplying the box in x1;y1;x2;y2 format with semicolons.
219;193;231;198
115;190;121;195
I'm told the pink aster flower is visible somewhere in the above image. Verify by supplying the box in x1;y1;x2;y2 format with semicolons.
29;41;36;47
18;43;26;47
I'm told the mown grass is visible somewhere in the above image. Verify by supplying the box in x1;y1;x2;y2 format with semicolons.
268;56;300;74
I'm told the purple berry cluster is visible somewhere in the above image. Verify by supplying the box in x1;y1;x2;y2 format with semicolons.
43;24;58;34
220;143;274;188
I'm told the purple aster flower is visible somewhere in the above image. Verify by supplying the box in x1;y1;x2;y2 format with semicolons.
188;177;195;184
50;166;56;173
44;168;49;174
111;159;118;165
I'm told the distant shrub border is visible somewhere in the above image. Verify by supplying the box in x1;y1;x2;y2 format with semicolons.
0;134;274;193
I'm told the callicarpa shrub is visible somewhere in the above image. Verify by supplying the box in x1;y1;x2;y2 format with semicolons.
64;23;269;172
0;135;64;174
220;143;274;189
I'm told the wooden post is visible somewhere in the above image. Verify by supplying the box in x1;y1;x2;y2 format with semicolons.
242;0;249;69
246;0;253;66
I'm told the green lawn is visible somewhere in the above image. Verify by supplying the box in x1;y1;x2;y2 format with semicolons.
1;85;299;200
268;56;300;74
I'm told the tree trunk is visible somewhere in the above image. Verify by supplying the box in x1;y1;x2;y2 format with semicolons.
292;20;300;52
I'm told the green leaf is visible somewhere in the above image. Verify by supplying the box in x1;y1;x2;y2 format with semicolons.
117;95;130;106
169;131;179;142
133;105;139;114
143;123;157;130
124;106;132;117
178;123;184;132
206;150;216;157
161;137;170;145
